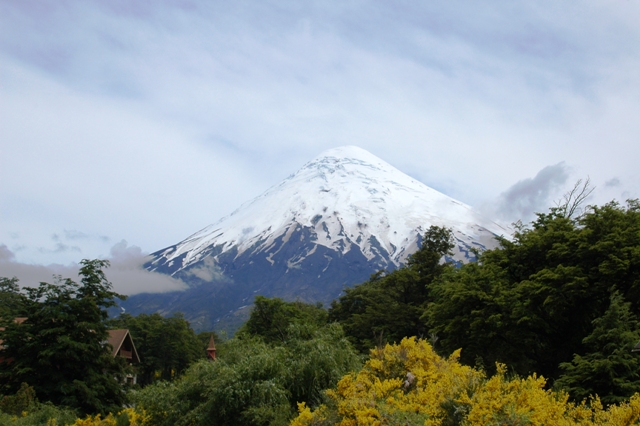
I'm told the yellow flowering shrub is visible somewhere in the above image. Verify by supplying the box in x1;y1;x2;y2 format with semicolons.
292;337;481;426
290;337;640;426
462;364;568;425
72;413;115;426
72;408;150;426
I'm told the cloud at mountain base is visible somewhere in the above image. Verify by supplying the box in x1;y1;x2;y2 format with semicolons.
0;241;187;295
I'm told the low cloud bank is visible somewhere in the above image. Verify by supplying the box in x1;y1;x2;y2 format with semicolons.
0;241;187;295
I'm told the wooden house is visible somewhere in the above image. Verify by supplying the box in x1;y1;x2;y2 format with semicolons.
106;329;140;384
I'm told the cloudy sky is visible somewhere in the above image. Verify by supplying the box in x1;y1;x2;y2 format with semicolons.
1;1;639;293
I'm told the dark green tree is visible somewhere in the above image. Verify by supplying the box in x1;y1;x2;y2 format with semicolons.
0;277;26;320
329;226;454;352
425;199;640;389
0;260;128;415
423;258;529;374
239;296;328;344
555;292;640;405
110;312;204;386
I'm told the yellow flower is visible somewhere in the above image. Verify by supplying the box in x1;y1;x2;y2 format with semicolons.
290;337;640;426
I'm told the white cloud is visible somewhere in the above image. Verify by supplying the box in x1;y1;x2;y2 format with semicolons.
105;240;188;294
0;241;187;295
492;163;570;223
183;256;230;283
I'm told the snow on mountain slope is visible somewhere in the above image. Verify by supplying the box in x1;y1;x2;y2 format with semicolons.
148;146;507;275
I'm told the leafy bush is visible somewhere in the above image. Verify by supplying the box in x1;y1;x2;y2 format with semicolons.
292;337;640;426
0;402;77;426
134;323;360;426
0;383;37;416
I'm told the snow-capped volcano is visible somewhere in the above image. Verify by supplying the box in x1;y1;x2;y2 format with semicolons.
149;146;505;274
127;146;506;332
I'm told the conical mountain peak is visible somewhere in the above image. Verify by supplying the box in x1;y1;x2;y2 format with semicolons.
311;145;388;163
286;146;404;191
150;146;505;273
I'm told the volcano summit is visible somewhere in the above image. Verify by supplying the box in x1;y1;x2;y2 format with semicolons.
123;146;507;331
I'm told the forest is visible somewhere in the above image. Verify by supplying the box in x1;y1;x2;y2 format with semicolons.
1;196;640;425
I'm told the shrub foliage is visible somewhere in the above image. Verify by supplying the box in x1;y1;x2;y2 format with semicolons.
292;337;640;426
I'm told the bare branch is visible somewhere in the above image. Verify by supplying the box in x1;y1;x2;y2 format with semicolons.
555;178;595;219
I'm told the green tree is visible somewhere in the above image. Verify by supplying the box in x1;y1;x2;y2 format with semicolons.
110;312;204;386
555;292;640;405
0;277;26;320
425;199;640;389
0;260;128;415
239;296;328;344
329;226;454;352
423;258;529;374
135;323;360;426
